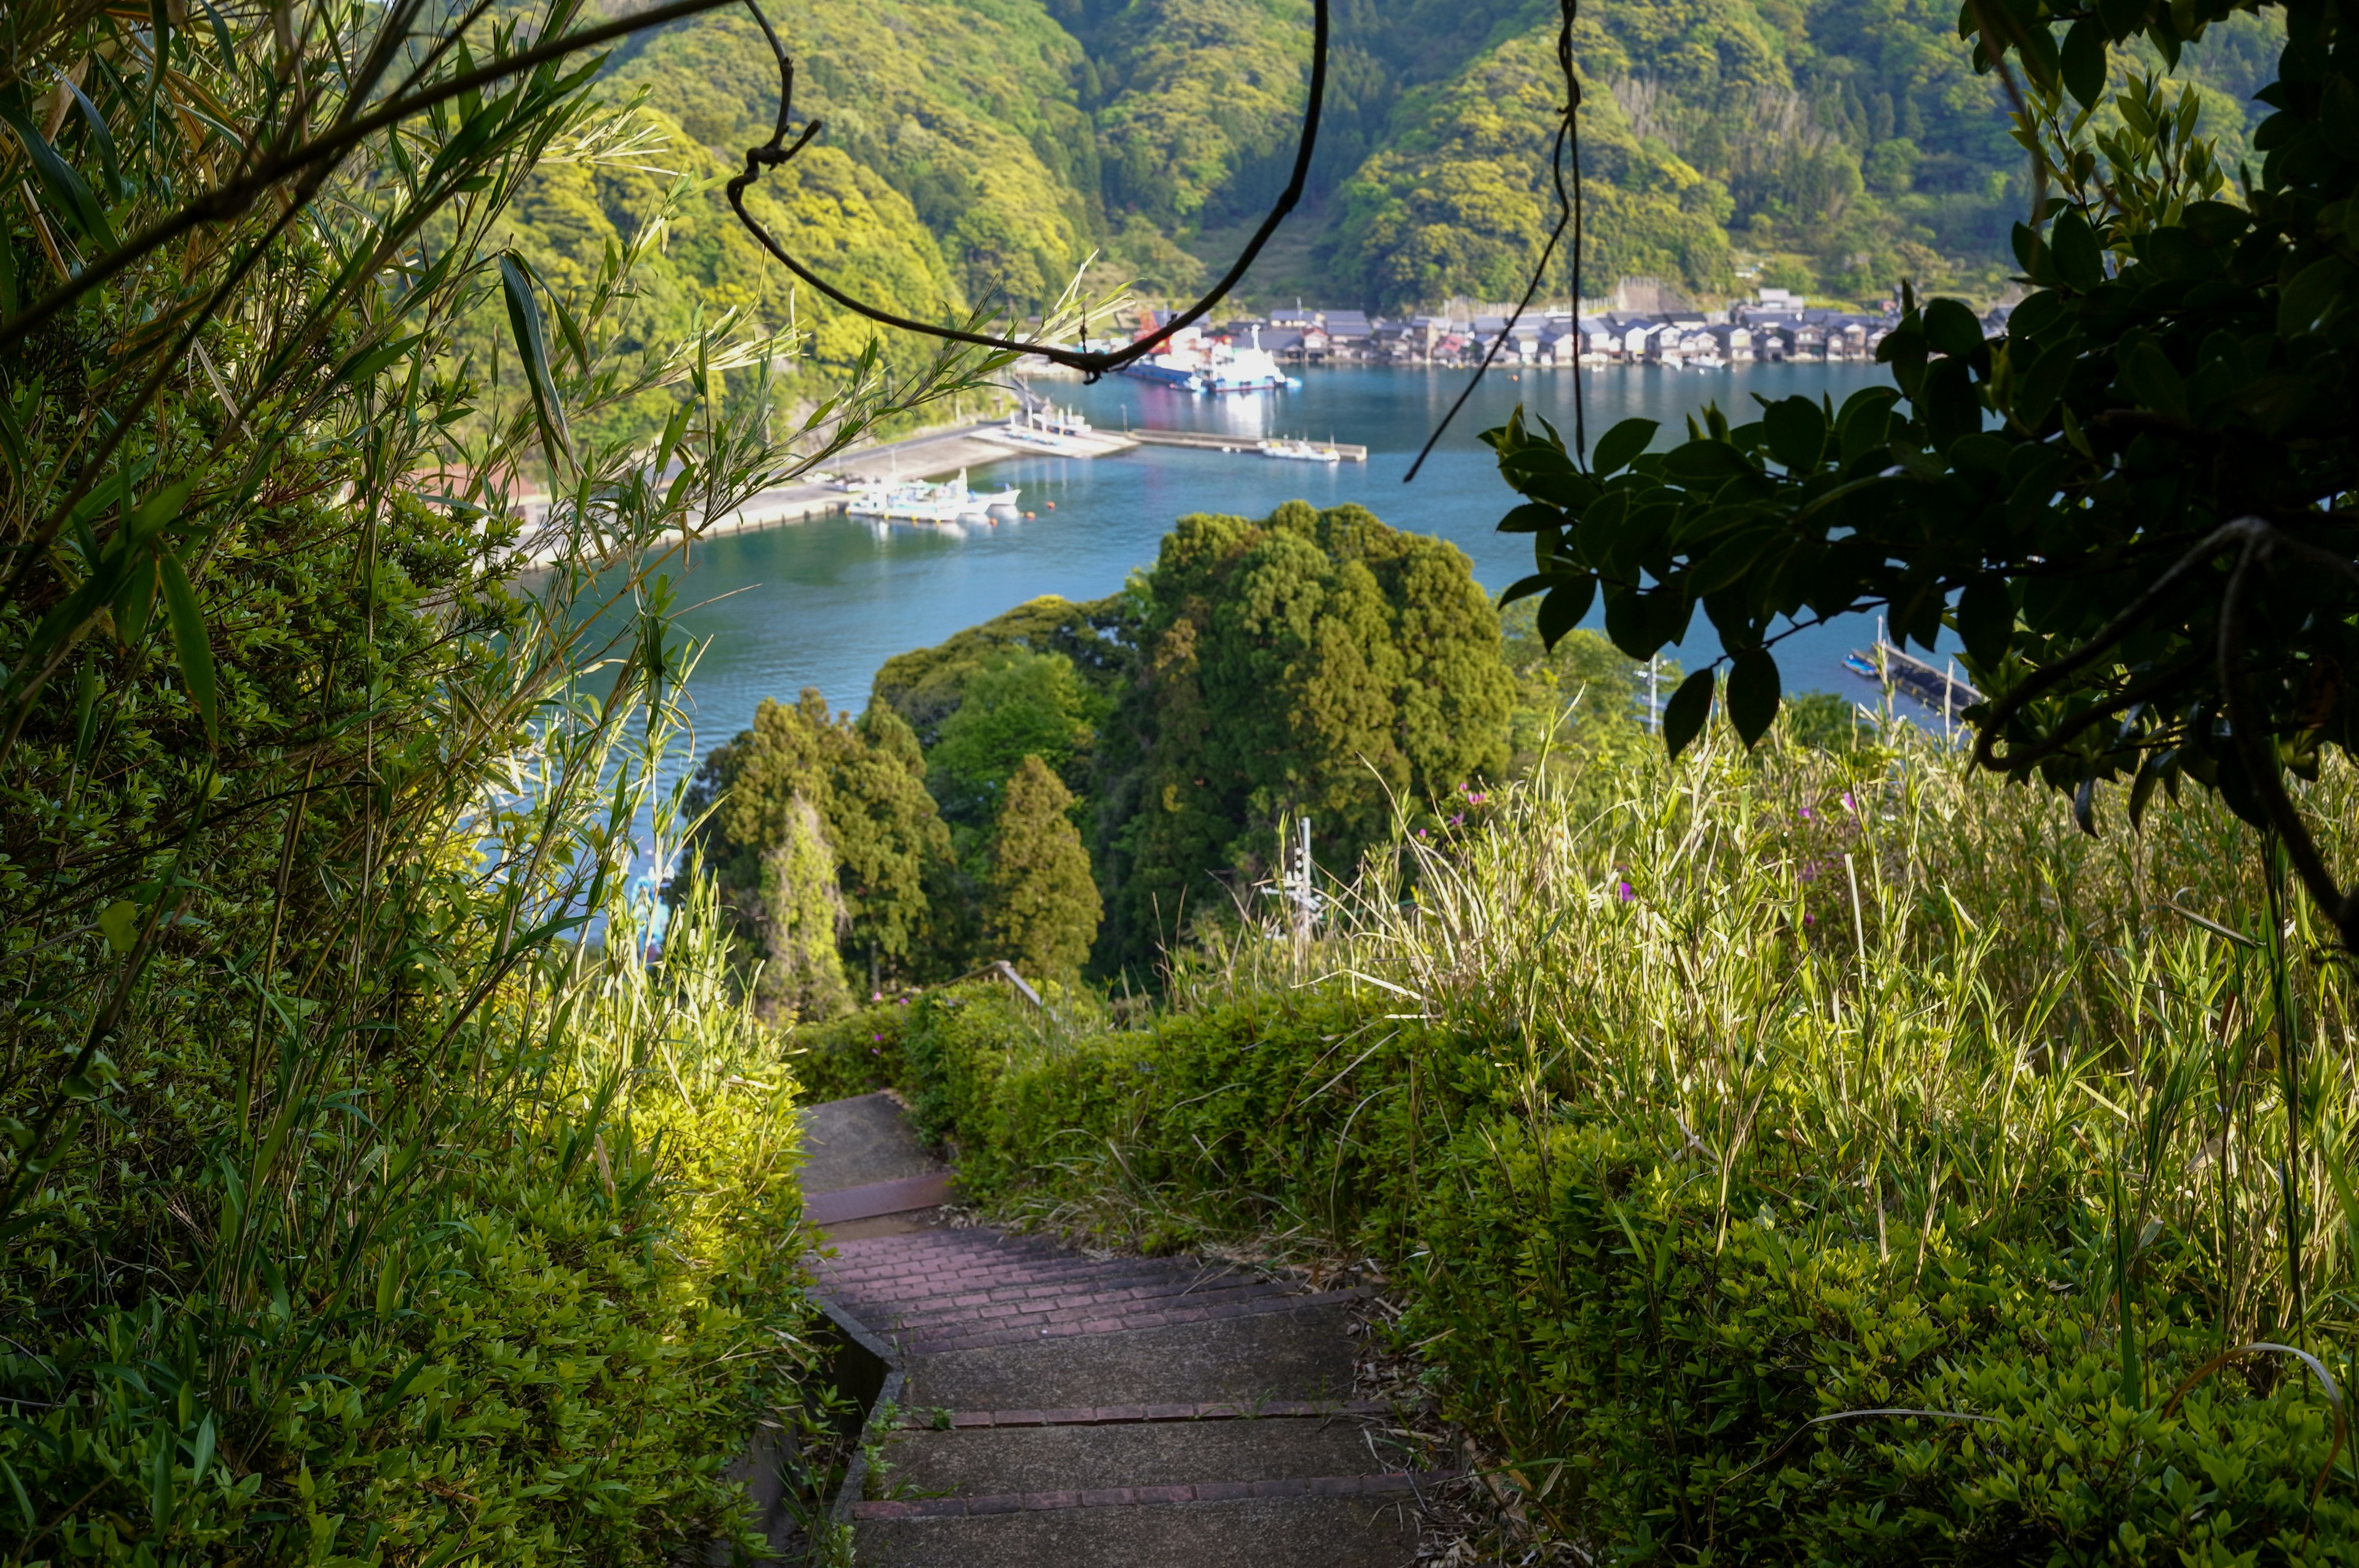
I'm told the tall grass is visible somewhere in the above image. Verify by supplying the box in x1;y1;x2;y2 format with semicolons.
1181;719;2355;1343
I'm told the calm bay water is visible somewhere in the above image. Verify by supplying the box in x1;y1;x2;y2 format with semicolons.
644;361;1936;766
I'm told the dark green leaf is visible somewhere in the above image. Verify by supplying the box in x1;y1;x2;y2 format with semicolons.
125;478;194;547
1690;526;1777;596
1955;575;2014;668
1922;298;1987;361
1603;588;1651;658
2279;257;2352;337
1535;576;1597;647
158;550;218;749
1761;397;1827;470
1575;491;1631;568
111;548;158;645
2119;339;2189;421
0;105;117;251
1498;572;1557;606
2050;209;2105;292
1498;502;1563;534
2063;17;2109;109
1662;669;1716;760
62;76;125;202
1661;440;1756;484
1590;418;1658;477
1727;649;1781;747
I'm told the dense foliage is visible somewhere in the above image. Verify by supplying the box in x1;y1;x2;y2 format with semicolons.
1488;0;2359;942
706;510;1627;994
986;754;1105;984
0;0;1001;1555
794;723;2359;1561
690;690;953;1000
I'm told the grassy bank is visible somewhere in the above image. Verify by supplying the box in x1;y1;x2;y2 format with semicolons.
795;720;2359;1561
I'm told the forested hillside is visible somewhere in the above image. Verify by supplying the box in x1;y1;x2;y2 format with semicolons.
553;0;2280;327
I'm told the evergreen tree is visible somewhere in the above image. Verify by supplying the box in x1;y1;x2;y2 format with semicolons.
1094;501;1514;972
754;794;855;1023
689;689;953;983
987;755;1103;985
926;650;1101;826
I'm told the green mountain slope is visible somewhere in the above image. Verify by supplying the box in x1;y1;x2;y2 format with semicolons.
568;0;2283;332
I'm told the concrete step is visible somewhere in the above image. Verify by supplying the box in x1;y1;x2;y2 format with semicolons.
907;1299;1361;1410
851;1492;1420;1566
798;1093;940;1193
878;1413;1410;1496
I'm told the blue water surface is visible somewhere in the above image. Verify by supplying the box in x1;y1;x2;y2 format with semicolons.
643;361;1950;764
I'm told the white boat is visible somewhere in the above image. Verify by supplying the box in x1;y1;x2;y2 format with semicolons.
1119;325;1301;395
845;468;1019;525
1691;353;1729;370
1260;437;1342;463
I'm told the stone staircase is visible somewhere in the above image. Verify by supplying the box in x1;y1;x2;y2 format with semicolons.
796;1093;1434;1566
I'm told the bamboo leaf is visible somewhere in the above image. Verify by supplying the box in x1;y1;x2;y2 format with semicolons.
158;550;218;749
0;105;117;251
189;1414;215;1491
501;252;571;462
61;76;126;202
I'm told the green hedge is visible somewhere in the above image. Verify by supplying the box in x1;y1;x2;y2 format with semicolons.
789;985;2359;1562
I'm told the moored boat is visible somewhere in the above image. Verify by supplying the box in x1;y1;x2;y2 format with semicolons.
1260;437;1342;462
845;469;1020;525
1117;325;1301;395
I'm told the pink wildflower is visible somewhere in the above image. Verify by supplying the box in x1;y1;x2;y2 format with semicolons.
1617;880;1635;903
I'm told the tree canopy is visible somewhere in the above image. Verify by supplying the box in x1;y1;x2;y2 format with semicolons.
1095;500;1514;972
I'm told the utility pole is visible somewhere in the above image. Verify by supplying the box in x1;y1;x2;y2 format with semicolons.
1277;815;1318;944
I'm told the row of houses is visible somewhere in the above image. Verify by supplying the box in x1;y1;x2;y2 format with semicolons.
1187;290;2018;367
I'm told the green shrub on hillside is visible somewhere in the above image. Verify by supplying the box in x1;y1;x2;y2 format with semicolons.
871;593;1130;748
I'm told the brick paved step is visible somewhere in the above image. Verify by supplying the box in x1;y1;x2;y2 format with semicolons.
796;1096;1423;1564
878;1292;1362;1355
824;1228;1226;1279
877;1414;1409;1497
823;1249;1267;1303
907;1300;1361;1411
866;1276;1296;1330
851;1492;1419;1566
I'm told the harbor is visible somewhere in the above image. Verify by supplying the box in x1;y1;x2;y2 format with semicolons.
514;375;1371;563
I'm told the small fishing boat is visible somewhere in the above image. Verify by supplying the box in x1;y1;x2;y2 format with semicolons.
1259;437;1342;463
845;469;1020;525
1844;629;1984;712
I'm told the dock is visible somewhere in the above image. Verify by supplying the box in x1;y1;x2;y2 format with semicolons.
510;411;1359;566
1128;429;1369;461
